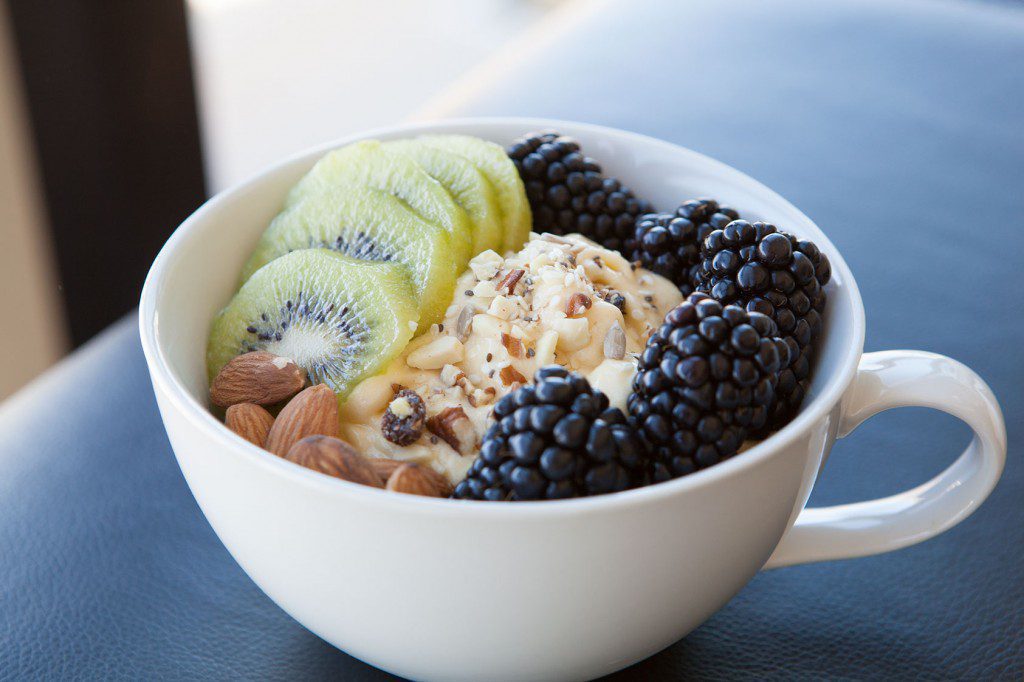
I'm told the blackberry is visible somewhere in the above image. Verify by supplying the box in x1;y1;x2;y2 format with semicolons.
769;347;810;429
506;131;651;252
452;366;649;501
694;220;831;428
628;199;740;295
628;293;786;482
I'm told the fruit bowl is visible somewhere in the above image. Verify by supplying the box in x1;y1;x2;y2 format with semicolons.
139;118;1004;681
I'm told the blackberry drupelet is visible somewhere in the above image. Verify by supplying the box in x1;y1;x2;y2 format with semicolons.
628;293;787;482
452;366;649;501
629;199;740;295
506;131;651;252
694;220;831;428
675;198;741;231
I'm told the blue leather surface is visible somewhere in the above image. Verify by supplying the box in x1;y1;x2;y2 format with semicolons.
2;0;1022;678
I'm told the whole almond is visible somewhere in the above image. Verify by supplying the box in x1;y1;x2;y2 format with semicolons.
286;435;383;487
225;403;274;447
369;457;403;483
210;351;306;407
265;384;338;456
386;463;452;497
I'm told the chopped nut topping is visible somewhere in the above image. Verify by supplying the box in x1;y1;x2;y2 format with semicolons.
488;295;514;319
390;383;405;394
498;268;525;294
471;280;498;298
604;322;627;360
333;230;689;478
406;336;465;370
566;292;593;318
439;364;466;387
499;365;527;386
466;386;496;408
426;406;469;452
468;249;503;280
456;371;475;391
501;332;524;358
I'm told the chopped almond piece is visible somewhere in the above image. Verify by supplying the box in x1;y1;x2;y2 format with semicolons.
566;292;593;318
498;268;525;294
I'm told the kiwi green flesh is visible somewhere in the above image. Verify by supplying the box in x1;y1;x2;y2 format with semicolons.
286;140;473;273
384;139;503;255
208;249;417;402
416;134;532;254
240;185;455;331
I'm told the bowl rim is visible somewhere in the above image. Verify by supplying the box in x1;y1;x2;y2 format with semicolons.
139;116;865;517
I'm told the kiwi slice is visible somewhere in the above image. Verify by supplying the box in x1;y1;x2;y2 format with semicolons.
286;140;474;272
384;139;503;255
417;134;532;254
239;185;455;331
208;249;418;402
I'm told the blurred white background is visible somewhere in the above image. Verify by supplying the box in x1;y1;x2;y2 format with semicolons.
187;0;564;193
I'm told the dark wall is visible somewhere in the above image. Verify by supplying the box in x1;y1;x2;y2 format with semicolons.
6;0;206;346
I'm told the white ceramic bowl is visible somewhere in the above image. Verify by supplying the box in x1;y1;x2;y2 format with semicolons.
139;119;1006;682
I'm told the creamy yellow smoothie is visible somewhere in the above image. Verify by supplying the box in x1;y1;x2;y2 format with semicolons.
338;232;683;482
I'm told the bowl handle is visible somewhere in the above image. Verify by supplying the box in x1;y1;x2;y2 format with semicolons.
764;350;1006;569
